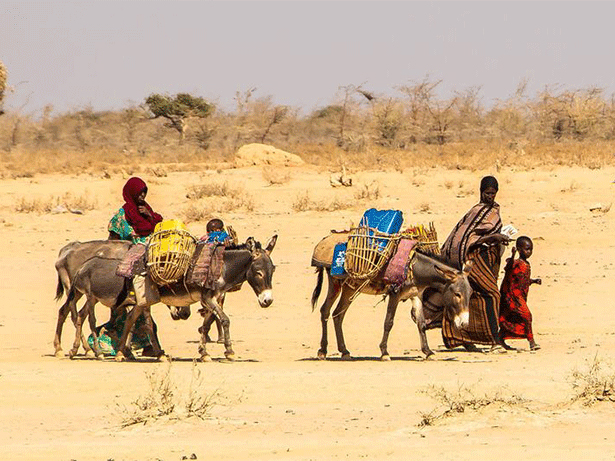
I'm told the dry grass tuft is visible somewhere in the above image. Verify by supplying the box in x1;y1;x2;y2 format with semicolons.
354;181;381;200
262;166;291;186
183;181;255;221
569;355;615;406
291;190;354;212
182;195;255;223
417;384;528;428
116;362;221;428
291;191;311;212
419;202;431;213
186;181;245;200
15;192;98;213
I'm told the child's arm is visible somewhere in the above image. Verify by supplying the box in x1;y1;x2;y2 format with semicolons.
504;247;516;272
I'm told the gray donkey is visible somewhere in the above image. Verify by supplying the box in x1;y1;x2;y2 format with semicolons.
311;236;472;359
62;236;277;361
53;240;190;358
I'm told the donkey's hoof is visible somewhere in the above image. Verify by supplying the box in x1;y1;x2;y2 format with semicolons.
317;351;327;360
225;352;236;361
200;354;213;362
115;352;126;362
340;353;353;361
68;349;78;359
380;354;391;362
216;338;226;344
84;349;95;358
54;349;64;358
159;354;171;362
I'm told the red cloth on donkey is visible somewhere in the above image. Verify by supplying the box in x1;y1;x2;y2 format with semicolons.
122;177;163;237
499;258;534;342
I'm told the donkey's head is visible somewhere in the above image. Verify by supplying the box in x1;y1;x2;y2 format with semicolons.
245;235;277;307
434;261;473;330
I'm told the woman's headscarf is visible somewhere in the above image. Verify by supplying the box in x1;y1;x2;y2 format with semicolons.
480;176;499;192
122;177;162;237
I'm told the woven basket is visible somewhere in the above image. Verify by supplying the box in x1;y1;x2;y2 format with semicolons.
345;226;399;280
147;220;197;285
401;222;440;255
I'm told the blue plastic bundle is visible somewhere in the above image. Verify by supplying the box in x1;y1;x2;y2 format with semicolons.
331;242;348;277
360;208;403;252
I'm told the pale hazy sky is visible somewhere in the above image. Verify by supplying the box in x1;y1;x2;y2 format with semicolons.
2;1;614;116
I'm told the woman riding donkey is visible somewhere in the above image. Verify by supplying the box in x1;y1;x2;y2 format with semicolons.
439;175;511;352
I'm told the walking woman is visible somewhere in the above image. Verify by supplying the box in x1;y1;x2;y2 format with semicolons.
440;176;510;350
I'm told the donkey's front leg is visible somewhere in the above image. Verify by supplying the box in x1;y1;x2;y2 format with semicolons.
200;295;233;360
379;292;400;361
115;304;143;362
411;296;434;358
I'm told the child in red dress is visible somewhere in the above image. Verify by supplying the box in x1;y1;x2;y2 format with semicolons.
499;236;542;351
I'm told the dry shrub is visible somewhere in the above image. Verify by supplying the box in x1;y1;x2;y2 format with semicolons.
419;202;431;213
183;181;255;222
418;384;528;428
147;165;168;177
15;191;98;213
261;166;291;185
186;181;245;199
291;191;311;212
182;194;255;223
116;362;220;428
569;355;615;406
291;190;354;212
354;181;380;200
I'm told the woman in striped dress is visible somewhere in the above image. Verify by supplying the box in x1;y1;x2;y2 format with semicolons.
440;176;511;350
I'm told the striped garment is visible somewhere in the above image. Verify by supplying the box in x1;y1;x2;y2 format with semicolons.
442;245;502;347
441;202;502;270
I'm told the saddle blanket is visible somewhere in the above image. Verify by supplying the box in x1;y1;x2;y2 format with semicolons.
186;242;225;289
383;239;417;286
116;244;147;278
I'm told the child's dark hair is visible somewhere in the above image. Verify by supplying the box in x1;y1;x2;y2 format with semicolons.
206;218;224;233
516;235;532;248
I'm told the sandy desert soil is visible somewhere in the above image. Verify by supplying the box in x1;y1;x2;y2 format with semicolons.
1;164;615;461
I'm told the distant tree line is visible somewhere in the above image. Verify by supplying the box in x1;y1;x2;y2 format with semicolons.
2;78;615;159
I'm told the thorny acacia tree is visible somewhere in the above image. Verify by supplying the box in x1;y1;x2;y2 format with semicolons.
144;93;213;143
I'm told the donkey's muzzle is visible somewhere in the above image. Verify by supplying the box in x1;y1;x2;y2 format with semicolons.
258;290;273;308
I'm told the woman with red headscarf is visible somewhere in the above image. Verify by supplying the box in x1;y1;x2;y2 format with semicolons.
108;177;163;243
102;177;164;357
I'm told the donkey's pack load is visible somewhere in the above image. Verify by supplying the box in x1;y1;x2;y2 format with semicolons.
332;208;440;285
146;220;197;285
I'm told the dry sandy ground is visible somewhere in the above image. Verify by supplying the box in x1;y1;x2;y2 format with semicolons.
1;163;615;461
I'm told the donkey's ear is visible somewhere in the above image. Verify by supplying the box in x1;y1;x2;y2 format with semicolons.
245;237;256;253
265;234;278;254
434;264;457;282
462;260;474;275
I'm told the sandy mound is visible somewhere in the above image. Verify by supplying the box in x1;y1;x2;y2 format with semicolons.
234;143;304;167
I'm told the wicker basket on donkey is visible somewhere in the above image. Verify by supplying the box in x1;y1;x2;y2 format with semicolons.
147;220;197;285
344;226;400;280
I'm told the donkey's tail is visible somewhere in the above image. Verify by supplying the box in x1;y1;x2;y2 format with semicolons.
311;266;324;312
55;275;65;301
